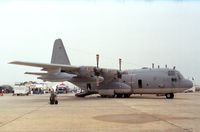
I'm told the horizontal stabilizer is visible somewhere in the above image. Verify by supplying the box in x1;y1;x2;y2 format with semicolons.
9;61;79;74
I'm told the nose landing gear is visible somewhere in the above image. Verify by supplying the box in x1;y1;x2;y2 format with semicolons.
165;93;174;99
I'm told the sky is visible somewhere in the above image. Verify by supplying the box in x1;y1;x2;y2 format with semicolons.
0;0;200;85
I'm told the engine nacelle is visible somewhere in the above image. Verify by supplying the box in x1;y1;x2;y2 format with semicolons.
76;66;104;83
79;66;94;77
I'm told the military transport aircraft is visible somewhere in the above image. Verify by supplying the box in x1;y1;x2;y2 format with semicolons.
10;39;193;99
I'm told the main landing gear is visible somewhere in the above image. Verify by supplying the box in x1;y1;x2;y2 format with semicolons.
165;93;174;99
101;93;131;98
116;93;131;98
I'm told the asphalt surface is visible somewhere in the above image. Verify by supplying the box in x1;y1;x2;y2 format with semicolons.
0;93;199;132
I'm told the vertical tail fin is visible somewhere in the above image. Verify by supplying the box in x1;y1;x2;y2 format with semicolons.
51;39;71;65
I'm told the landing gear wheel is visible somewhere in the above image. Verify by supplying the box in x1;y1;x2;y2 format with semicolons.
100;95;115;98
109;95;115;98
50;100;54;105
101;95;106;98
124;94;131;98
165;93;174;99
116;94;123;98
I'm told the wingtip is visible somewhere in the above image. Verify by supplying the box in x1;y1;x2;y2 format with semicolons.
8;61;15;64
8;61;18;64
24;72;31;75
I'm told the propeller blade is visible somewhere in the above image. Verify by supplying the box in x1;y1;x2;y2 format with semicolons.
96;76;99;87
95;54;100;86
119;58;122;71
96;54;99;68
117;58;122;79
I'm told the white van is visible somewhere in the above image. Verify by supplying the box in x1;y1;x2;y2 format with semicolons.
13;86;30;96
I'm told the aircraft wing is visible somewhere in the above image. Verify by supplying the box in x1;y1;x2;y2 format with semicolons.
9;61;79;74
25;72;48;75
9;61;119;83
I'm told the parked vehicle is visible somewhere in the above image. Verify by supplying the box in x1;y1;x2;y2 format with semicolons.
0;88;3;96
13;86;30;96
0;85;13;93
56;84;67;94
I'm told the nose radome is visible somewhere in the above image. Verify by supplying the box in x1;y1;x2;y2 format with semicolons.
186;79;193;88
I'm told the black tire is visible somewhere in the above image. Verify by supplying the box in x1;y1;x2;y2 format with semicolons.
50;100;54;104
109;95;115;98
50;97;55;104
116;94;123;98
170;93;174;99
101;95;106;98
55;100;58;104
165;93;174;99
124;94;131;98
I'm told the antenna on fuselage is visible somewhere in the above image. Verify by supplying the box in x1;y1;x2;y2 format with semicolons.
173;66;176;70
152;63;154;69
158;65;160;69
165;64;168;68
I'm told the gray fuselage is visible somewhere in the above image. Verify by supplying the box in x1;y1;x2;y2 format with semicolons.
71;68;193;96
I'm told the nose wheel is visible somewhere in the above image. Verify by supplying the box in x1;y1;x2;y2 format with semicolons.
165;93;174;99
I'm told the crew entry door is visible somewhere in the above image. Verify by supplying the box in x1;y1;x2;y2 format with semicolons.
138;79;143;88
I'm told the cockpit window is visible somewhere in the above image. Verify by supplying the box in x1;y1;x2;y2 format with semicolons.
168;70;175;76
176;71;184;80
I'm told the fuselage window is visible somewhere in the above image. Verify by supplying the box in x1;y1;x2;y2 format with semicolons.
138;80;142;88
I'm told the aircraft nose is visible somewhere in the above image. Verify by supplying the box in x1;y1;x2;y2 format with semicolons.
185;79;193;88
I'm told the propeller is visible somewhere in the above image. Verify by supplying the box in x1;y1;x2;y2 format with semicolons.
119;58;122;71
117;58;122;79
94;54;101;86
96;54;99;69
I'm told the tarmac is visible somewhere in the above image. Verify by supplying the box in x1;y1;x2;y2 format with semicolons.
0;93;200;132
